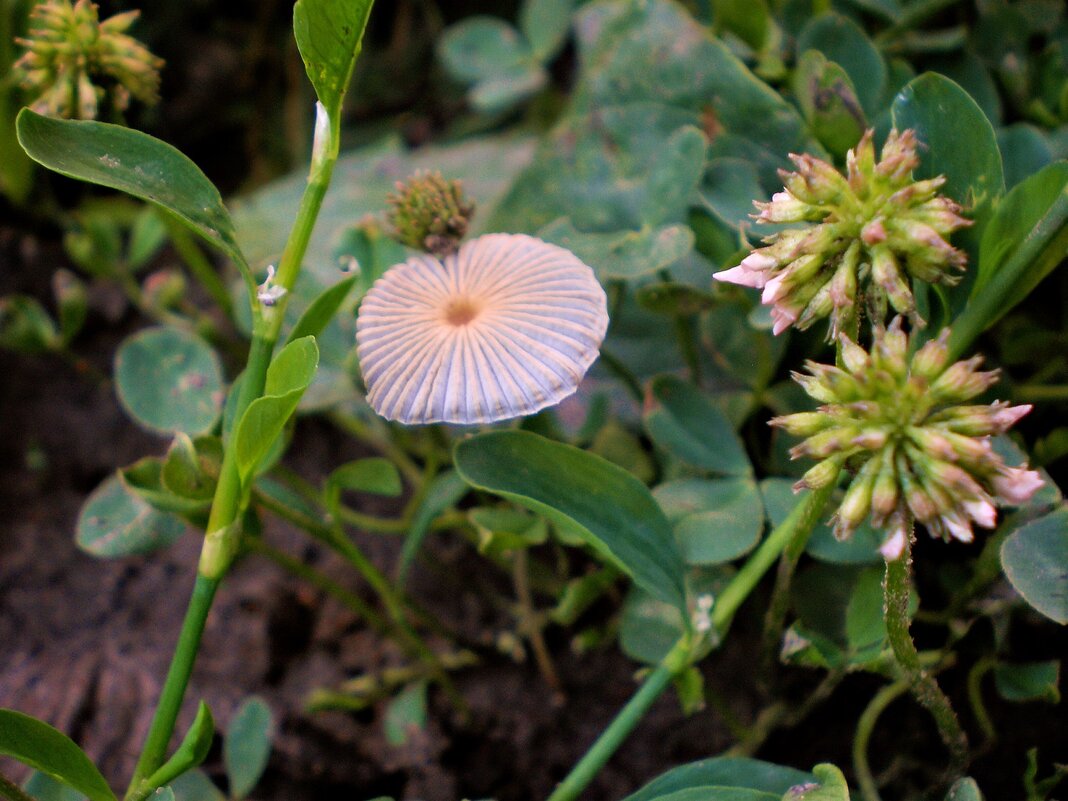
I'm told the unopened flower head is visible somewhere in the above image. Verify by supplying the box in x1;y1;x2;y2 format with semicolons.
387;171;477;258
770;319;1042;551
356;233;608;425
713;130;971;338
15;0;163;120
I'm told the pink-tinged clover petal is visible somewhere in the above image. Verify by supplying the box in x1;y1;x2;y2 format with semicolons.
713;264;765;288
992;466;1045;506
356;233;609;425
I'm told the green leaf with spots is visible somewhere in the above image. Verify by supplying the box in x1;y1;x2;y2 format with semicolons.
293;0;375;118
782;764;849;801
234;337;319;485
455;430;687;612
77;475;186;558
114;327;224;436
0;709;116;801
224;697;274;800
571;0;815;157
797;14;886;116
538;219;694;281
793;51;867;159
16;110;245;267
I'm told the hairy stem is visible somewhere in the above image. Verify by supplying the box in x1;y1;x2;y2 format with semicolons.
883;530;970;773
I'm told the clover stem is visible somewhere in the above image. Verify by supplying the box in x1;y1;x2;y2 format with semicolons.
546;481;836;801
883;525;970;773
853;678;910;801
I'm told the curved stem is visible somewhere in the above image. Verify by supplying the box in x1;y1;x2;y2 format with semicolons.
546;639;692;801
854;679;910;801
883;529;970;773
125;574;219;796
965;656;997;749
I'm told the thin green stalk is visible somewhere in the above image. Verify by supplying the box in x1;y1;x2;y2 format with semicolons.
547;481;837;801
245;537;390;635
162;214;234;317
0;772;37;801
546;639;692;801
327;410;423;486
854;679;910;801
126;103;349;800
759;508;816;680
883;531;970;773
965;657;997;749
125;574;219;796
711;480;836;637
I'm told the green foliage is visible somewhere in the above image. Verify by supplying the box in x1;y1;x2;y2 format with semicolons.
621;757;814;801
783;764;849;801
142;702;215;794
397;470;468;585
644;377;751;477
1001;507;1068;624
383;682;427;747
234;337;319;486
293;0;374;121
224;697;274;800
654;478;764;565
16;110;246;268
76;475;186;558
994;661;1061;703
455;430;687;612
114;327;225;436
0;709;116;801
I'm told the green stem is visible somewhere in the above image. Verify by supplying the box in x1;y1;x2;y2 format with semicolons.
125;574;219;796
711;480;836;637
759;504;817;680
547;481;837;801
125;102;349;800
965;657;997;749
0;772;37;801
854;679;910;801
327;411;424;486
162;214;234;318
546;639;692;801
246;537;390;636
883;531;970;773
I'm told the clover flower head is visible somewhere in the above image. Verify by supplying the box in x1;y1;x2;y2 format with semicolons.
15;0;163;120
713;130;971;338
387;171;477;258
356;233;609;425
770;318;1042;552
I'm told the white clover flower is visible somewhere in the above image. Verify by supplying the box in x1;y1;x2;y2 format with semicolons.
356;233;609;425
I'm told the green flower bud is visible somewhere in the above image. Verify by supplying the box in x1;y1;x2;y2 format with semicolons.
387;171;476;258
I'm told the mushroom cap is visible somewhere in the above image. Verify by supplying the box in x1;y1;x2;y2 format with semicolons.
356;233;609;425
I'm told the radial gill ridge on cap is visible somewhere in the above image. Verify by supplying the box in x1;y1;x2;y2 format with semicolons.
355;233;610;425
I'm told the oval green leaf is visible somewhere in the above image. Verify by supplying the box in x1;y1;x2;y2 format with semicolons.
224;697;274;800
0;709;116;801
622;757;814;801
455;430;687;612
115;327;224;436
891;73;1005;208
1001;507;1068;625
329;458;402;497
77;475;186;558
234;337;319;485
16;110;244;266
994;660;1061;703
797;14;886;116
438;17;532;84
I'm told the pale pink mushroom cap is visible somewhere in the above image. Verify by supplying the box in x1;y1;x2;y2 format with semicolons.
356;233;609;425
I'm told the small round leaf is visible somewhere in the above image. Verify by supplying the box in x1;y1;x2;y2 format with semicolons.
115;327;224;435
77;475;186;558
